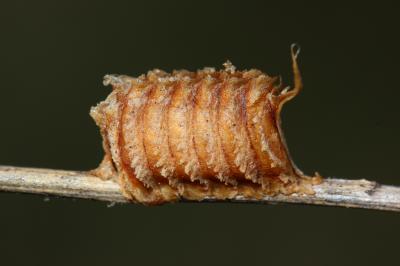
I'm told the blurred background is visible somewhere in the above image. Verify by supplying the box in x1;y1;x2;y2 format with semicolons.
1;1;399;265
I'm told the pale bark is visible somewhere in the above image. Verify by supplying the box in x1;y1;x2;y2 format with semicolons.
0;166;399;212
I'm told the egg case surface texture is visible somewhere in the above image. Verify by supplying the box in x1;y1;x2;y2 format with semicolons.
90;47;320;204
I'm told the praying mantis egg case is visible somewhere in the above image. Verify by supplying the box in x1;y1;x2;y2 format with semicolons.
90;45;322;204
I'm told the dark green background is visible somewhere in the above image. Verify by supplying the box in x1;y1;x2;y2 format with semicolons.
1;1;399;265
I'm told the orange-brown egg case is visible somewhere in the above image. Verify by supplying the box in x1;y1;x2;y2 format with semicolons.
90;45;321;204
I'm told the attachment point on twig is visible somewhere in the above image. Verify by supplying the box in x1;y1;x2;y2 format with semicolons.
0;166;399;212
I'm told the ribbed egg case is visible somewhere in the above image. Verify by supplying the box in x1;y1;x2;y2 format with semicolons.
90;45;321;204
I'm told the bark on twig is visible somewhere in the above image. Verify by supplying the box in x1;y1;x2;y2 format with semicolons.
0;165;399;212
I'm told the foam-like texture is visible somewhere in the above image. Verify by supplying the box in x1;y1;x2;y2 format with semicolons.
90;47;321;204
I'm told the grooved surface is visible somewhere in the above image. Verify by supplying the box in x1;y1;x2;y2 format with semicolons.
90;51;315;203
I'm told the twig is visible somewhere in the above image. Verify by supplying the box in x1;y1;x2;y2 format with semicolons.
0;165;399;212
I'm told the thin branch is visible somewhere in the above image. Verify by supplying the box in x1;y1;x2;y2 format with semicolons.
0;165;399;212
